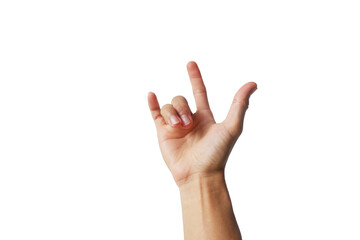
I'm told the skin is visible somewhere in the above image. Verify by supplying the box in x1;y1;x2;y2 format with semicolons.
148;61;257;240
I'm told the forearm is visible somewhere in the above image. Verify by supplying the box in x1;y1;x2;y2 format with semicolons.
178;171;241;240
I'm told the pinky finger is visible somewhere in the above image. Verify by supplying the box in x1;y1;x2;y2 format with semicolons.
147;92;165;128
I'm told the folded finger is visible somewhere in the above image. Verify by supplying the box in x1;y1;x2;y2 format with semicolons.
171;95;193;128
160;104;182;128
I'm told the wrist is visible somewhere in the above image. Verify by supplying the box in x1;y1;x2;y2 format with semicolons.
178;170;227;195
178;170;240;239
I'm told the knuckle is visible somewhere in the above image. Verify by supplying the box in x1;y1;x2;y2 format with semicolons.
193;87;207;95
160;104;173;115
172;96;190;114
171;95;187;104
161;103;172;109
171;96;189;114
153;113;163;122
233;98;249;109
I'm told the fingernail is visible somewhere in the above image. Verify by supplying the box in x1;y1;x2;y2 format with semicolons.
181;115;191;126
170;115;180;126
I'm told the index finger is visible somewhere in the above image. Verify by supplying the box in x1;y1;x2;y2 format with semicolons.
187;61;211;111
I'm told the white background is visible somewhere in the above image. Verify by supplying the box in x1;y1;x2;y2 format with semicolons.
0;0;359;239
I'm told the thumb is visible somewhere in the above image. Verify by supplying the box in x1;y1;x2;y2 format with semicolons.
222;82;257;138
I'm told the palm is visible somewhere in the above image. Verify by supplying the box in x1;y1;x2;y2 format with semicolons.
148;61;257;184
157;110;231;182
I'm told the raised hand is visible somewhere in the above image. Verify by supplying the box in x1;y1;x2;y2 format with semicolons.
148;61;257;187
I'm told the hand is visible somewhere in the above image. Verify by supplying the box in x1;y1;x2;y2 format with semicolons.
148;61;257;187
